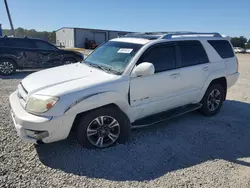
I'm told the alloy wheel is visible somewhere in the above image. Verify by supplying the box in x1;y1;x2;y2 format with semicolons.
0;61;14;74
86;116;120;148
207;89;221;112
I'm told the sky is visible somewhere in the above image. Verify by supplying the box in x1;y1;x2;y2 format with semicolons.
0;0;249;38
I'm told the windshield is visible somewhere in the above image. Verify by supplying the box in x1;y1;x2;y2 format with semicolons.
84;41;142;74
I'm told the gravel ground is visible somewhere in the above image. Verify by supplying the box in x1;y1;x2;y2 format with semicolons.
1;54;250;188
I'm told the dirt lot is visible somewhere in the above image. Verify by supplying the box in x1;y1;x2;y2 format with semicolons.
0;54;250;188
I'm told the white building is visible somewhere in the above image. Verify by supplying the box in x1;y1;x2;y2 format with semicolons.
56;27;131;48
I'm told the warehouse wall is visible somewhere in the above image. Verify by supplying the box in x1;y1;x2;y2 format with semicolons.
75;29;108;48
56;27;132;48
108;31;128;40
56;28;74;48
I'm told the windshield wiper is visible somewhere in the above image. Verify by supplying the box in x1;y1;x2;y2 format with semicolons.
88;63;109;72
88;63;121;75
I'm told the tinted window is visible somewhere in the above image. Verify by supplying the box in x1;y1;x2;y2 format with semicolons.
35;41;57;50
0;39;4;46
3;39;35;48
208;40;234;59
179;41;209;67
140;44;176;72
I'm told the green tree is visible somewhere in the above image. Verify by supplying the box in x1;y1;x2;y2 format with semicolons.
246;39;250;49
2;27;56;44
231;36;247;48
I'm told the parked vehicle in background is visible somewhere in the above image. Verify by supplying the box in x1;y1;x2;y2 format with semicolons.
9;32;239;149
246;49;250;54
233;47;246;53
85;39;98;49
0;36;84;75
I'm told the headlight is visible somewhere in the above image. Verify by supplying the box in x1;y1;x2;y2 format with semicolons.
26;95;59;114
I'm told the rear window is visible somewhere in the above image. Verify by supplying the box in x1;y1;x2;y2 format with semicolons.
208;40;234;59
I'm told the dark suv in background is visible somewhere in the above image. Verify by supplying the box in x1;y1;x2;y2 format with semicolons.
0;36;84;75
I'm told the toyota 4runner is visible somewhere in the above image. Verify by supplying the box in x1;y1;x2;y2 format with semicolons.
9;32;239;148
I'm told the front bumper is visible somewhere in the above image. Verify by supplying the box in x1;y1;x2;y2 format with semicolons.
9;91;75;143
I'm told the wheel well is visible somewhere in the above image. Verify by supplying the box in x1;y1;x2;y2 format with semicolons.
0;57;18;68
69;103;123;133
209;77;227;100
63;57;76;62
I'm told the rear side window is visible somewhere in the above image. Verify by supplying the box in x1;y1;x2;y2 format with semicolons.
3;39;36;48
178;41;209;67
139;44;176;72
208;40;234;59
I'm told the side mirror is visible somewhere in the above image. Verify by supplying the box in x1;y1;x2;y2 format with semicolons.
133;62;155;77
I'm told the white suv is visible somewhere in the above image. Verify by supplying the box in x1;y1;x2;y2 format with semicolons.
9;32;239;149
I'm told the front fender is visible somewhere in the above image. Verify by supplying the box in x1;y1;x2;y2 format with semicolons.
64;91;133;121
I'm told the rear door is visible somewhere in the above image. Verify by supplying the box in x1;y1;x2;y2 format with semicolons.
34;40;62;68
1;38;38;68
177;40;211;103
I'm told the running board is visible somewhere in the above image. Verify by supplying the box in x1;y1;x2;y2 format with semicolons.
131;103;202;129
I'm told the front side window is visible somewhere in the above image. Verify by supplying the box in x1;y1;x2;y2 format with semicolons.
178;41;209;67
84;41;142;74
35;41;57;50
139;44;176;73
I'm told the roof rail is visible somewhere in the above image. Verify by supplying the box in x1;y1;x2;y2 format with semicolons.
124;32;163;40
123;32;222;40
161;32;222;39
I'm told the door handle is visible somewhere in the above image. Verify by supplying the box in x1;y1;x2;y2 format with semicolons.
203;67;209;71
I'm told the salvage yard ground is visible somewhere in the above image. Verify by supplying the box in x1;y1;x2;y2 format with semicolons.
0;54;250;188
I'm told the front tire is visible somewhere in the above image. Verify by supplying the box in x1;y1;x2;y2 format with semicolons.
199;84;225;116
0;59;16;75
76;106;131;149
63;58;76;65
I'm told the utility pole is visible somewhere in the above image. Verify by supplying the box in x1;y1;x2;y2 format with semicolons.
4;0;15;36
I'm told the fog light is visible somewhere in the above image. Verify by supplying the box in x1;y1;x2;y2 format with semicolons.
25;130;49;140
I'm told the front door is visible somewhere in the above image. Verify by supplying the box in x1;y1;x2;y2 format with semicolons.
130;43;183;120
34;40;62;68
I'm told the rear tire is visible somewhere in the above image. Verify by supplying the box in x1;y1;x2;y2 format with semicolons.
199;84;225;116
0;59;16;75
76;106;131;149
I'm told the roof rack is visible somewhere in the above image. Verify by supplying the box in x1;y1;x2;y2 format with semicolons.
124;32;165;40
124;32;222;40
162;32;222;39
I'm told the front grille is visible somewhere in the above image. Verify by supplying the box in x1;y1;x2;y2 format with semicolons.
18;83;28;108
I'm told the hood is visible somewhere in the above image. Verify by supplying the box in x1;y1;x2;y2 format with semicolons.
21;63;118;96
